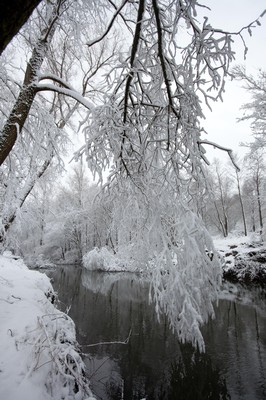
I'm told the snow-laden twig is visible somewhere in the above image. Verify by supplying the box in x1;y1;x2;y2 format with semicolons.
39;313;95;396
82;329;132;351
21;311;96;399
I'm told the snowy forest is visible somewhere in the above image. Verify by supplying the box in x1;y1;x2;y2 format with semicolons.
0;1;266;399
4;148;266;266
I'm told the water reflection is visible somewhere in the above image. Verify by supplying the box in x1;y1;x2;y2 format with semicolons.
48;266;266;400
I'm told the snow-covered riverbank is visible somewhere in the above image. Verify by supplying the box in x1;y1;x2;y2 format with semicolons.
0;253;95;400
214;233;266;283
83;234;266;284
1;233;265;399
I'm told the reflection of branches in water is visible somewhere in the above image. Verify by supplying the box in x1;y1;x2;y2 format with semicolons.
87;356;111;380
82;330;132;399
219;282;266;314
151;345;230;400
106;377;124;400
81;269;148;302
84;355;124;400
254;309;266;395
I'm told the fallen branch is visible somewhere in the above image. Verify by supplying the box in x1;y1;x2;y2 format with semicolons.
82;329;132;350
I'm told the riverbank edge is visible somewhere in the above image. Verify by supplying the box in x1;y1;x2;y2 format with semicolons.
0;253;96;400
214;234;266;284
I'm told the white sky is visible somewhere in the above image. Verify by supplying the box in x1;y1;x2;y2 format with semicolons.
199;0;266;163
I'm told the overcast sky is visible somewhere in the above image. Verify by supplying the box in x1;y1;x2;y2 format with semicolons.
199;0;266;163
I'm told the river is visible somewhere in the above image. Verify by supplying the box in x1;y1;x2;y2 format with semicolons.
47;266;266;400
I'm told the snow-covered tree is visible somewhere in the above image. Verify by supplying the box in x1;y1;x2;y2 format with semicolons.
231;67;266;235
7;175;55;263
0;0;117;245
233;160;248;236
1;0;265;349
243;148;265;234
233;66;266;146
76;1;264;349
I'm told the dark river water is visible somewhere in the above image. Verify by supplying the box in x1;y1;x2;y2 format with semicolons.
47;266;266;400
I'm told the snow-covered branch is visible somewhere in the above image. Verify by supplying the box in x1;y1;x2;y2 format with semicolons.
82;329;132;350
36;83;94;110
198;140;240;171
38;73;76;90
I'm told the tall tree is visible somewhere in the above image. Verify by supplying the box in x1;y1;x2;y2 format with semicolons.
233;66;266;147
244;148;265;234
235;167;248;236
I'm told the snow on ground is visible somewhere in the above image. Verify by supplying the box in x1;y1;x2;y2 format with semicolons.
214;232;261;265
0;252;95;400
213;232;262;255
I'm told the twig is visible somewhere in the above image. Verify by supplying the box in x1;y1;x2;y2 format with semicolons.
82;329;132;349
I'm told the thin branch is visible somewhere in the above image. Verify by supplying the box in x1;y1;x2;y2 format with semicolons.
87;0;129;47
82;329;132;349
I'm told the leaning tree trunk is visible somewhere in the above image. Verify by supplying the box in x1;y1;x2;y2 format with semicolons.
0;159;51;245
0;1;61;166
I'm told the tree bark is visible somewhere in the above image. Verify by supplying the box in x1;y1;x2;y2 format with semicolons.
0;0;42;55
256;179;263;234
236;171;247;236
0;3;59;165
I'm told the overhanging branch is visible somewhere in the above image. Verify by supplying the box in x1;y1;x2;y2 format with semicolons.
198;139;240;171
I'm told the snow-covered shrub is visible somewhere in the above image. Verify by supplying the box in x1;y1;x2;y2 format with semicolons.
215;234;266;283
22;252;55;269
35;313;94;400
83;247;127;272
224;253;266;283
34;253;55;269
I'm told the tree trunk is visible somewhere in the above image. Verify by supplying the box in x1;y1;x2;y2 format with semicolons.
0;159;51;245
214;200;227;237
256;180;263;234
236;172;247;236
0;2;60;165
0;0;42;55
